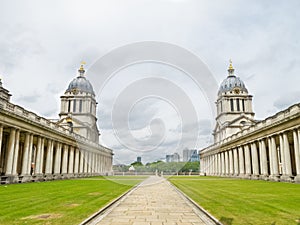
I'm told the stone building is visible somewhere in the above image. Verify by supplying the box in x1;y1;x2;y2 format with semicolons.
200;62;300;182
0;64;113;184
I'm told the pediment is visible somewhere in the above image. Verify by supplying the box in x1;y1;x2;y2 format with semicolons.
227;115;256;127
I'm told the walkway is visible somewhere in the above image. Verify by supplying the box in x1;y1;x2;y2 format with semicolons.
94;176;217;225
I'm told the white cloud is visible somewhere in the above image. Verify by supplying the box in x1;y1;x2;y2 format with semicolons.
0;0;300;164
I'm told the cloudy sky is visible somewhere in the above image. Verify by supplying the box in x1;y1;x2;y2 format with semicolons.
1;0;300;164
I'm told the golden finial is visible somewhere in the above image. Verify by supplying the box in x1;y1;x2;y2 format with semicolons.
78;61;86;76
228;59;234;76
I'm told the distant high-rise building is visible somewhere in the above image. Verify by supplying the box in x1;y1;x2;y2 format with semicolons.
183;149;199;162
137;156;141;163
183;148;190;162
190;150;199;162
166;155;173;163
166;153;180;162
173;153;180;162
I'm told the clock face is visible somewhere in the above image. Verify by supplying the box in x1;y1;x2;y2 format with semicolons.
234;88;240;94
72;88;79;95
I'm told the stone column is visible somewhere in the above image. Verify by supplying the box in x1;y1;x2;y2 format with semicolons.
217;153;220;175
79;150;84;175
21;132;31;177
251;142;259;178
244;144;251;177
96;154;99;174
12;129;20;175
217;153;221;175
27;134;33;175
93;153;97;174
215;154;218;175
94;154;98;174
206;157;209;175
233;148;239;176
279;133;285;175
229;150;234;176
100;155;103;174
34;137;42;175
5;128;16;175
88;152;92;174
208;156;211;175
0;125;3;166
99;155;103;174
54;142;62;176
238;146;245;177
282;132;292;181
74;148;79;175
215;154;219;175
224;151;229;175
108;155;112;173
259;139;268;178
212;155;216;175
61;145;69;175
45;140;54;177
68;146;74;175
84;151;89;174
293;129;300;182
210;155;213;175
39;138;45;175
91;152;95;174
221;152;225;176
268;136;279;181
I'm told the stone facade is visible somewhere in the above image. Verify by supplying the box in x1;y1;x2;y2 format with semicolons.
0;65;113;184
200;62;300;183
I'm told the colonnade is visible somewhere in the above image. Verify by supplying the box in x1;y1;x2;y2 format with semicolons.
201;128;300;182
0;124;113;184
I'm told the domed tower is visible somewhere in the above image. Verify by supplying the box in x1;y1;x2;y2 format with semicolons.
59;63;99;143
213;61;255;143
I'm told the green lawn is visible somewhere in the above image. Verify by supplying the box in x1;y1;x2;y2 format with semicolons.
169;176;300;225
0;176;147;225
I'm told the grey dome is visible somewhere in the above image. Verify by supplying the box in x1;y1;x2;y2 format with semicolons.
66;76;95;95
218;75;248;95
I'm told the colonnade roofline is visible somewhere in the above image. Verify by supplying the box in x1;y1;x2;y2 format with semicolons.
201;103;300;156
0;97;112;155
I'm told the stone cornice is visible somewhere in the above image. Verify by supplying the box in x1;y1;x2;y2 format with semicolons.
0;99;112;155
200;103;300;157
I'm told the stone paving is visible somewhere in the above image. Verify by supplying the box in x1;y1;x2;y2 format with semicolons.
95;176;215;225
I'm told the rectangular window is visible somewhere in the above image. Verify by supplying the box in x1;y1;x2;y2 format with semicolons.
73;100;76;112
79;100;82;113
236;99;240;111
230;99;234;111
68;100;71;112
220;101;223;113
242;99;245;111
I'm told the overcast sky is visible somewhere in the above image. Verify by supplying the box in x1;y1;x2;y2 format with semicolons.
1;0;300;164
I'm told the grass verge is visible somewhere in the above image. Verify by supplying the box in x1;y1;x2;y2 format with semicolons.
169;176;300;225
0;176;147;225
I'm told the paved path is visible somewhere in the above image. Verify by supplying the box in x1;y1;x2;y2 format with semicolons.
95;176;216;225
